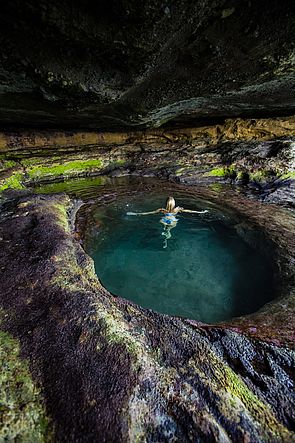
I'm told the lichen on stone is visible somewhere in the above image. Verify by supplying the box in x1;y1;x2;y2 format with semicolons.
0;184;294;441
280;171;295;180
0;330;51;442
0;172;24;193
26;159;104;180
0;159;18;171
204;166;236;178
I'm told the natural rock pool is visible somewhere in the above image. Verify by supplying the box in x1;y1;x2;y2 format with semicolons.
1;175;294;442
83;193;274;323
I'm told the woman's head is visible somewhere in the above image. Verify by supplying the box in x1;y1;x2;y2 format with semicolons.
165;196;176;212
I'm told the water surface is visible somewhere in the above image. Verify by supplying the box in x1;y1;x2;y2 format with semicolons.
84;194;274;323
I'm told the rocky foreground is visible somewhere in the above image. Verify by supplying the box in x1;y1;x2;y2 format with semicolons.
0;180;294;442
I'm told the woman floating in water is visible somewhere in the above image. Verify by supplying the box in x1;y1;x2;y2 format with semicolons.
127;196;208;248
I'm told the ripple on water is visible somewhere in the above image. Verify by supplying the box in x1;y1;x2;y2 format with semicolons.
83;193;275;323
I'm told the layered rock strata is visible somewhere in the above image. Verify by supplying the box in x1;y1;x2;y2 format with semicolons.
0;116;294;205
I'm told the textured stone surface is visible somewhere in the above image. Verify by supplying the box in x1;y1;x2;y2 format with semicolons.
0;117;294;206
0;0;294;128
0;1;295;440
0;186;294;442
0;330;50;441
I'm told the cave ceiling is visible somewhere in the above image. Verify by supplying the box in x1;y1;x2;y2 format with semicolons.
0;0;294;129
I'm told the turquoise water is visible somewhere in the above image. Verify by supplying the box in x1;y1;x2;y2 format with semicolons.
85;194;274;323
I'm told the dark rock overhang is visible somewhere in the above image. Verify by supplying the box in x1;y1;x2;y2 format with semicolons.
0;0;294;130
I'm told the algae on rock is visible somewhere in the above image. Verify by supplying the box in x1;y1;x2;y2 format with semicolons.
0;330;51;442
0;185;294;441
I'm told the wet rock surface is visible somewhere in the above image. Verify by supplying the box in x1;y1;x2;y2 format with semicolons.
0;117;294;207
0;182;294;441
0;0;294;128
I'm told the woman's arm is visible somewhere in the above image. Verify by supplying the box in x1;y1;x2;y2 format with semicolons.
179;209;209;214
127;208;165;216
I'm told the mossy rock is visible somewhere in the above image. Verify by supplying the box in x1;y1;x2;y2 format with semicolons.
0;173;25;193
26;159;104;181
0;330;51;442
204;166;236;178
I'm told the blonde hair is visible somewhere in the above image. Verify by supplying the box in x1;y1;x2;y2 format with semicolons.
165;196;176;212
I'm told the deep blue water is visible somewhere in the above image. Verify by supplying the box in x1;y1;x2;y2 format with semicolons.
85;195;274;323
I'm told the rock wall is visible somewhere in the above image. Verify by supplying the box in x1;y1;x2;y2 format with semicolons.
0;116;294;205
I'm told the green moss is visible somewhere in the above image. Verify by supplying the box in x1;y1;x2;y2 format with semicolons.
0;330;51;442
280;171;295;179
174;167;191;176
205;167;227;177
189;350;293;440
209;183;224;192
175;167;185;176
220;365;268;410
104;159;128;172
249;170;272;182
0;173;25;193
27;159;104;180
21;156;74;167
0;160;18;171
89;305;148;368
52;201;71;232
218;364;292;438
204;166;236;177
21;158;52;167
100;315;139;356
112;159;126;167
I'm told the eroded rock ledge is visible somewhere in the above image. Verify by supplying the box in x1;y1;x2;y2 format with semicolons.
0;115;294;441
0;116;294;206
0;182;294;442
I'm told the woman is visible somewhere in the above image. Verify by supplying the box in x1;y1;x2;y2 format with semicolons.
127;196;208;248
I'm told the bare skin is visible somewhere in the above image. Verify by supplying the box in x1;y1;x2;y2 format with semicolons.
127;208;208;216
127;197;209;248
